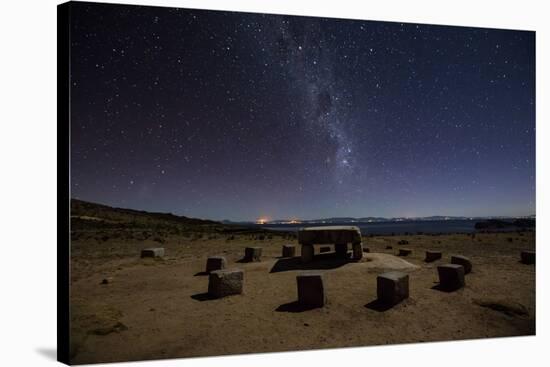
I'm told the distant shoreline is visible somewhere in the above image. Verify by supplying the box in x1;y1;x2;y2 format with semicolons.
260;219;535;236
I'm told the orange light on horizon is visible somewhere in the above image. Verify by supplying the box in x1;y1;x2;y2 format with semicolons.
256;217;268;225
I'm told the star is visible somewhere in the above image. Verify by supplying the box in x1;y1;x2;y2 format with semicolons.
69;2;535;220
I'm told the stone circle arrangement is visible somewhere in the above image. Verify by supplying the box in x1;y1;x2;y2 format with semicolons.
139;226;535;308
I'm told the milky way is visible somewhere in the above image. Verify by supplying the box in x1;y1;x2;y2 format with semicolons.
70;3;535;221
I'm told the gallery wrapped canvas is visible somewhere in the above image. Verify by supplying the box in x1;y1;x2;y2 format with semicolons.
58;1;535;365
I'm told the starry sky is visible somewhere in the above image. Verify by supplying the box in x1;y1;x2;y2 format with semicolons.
70;2;535;221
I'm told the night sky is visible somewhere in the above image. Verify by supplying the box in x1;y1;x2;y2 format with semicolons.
70;2;535;221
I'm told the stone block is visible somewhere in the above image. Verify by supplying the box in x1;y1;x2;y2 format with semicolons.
398;248;412;256
141;248;164;258
244;247;262;262
282;245;296;258
451;255;472;274
206;256;226;273
301;244;314;263
437;264;465;291
520;251;535;264
208;269;244;298
297;272;326;308
377;271;409;305
425;250;442;262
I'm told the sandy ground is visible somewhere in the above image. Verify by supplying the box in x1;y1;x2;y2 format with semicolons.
69;231;535;364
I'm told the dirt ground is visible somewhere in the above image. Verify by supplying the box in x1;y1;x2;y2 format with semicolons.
69;231;535;364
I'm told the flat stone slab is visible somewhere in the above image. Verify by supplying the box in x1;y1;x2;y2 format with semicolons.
244;247;262;262
520;251;535;264
398;248;412;256
425;250;442;262
208;269;244;298
437;264;465;291
297;272;326;308
206;256;226;273
298;226;361;245
282;245;296;258
377;271;409;306
141;248;164;258
451;255;472;274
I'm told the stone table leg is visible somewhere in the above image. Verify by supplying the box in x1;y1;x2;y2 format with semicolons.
352;242;363;260
301;244;314;263
335;243;348;258
282;245;296;258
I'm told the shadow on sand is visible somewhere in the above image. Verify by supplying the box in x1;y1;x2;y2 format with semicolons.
275;301;323;313
235;258;254;263
270;252;351;273
431;284;463;293
190;292;216;301
364;299;395;312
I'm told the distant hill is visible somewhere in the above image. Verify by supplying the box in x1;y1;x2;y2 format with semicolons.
225;214;536;225
71;199;535;233
70;199;257;234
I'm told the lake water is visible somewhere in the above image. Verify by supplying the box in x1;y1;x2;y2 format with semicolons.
262;219;521;235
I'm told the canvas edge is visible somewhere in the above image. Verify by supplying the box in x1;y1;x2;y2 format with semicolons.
57;1;72;365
